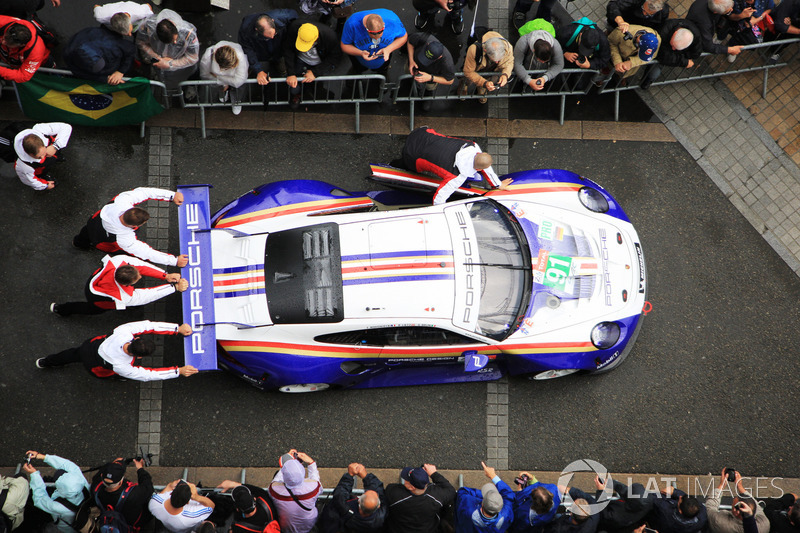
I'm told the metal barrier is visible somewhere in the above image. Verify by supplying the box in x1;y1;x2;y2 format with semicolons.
392;69;601;129
178;74;387;138
4;66;170;138
597;37;800;121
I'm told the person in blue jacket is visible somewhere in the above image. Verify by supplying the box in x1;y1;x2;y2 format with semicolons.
455;462;515;533
238;9;298;85
512;473;563;533
22;450;90;533
63;24;136;85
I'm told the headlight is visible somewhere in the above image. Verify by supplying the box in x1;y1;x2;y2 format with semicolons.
578;187;609;213
591;322;621;349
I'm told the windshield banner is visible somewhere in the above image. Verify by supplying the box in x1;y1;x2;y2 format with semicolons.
178;185;218;370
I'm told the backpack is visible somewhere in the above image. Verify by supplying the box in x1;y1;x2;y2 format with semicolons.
94;483;134;533
466;26;493;65
57;487;98;533
234;497;280;533
519;19;556;38
565;17;600;50
0;123;24;164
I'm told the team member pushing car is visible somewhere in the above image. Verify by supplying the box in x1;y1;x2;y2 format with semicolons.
73;186;189;267
35;320;199;381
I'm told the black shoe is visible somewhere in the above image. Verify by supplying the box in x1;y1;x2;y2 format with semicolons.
450;11;464;34
36;358;49;369
289;94;301;110
49;302;64;316
72;237;91;250
422;99;432;112
512;11;526;30
415;11;431;31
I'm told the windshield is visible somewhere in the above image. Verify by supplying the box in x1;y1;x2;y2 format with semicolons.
465;200;532;341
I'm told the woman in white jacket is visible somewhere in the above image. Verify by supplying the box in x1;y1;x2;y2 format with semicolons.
199;41;249;115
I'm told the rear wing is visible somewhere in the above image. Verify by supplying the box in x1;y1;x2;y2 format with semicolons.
178;184;218;370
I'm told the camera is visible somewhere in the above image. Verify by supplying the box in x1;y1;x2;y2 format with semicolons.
25;453;34;465
515;474;531;487
623;31;634;41
147;56;160;65
535;79;543;86
412;67;420;75
576;54;586;63
724;468;736;482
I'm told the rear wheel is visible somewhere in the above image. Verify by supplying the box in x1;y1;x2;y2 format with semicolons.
277;383;331;393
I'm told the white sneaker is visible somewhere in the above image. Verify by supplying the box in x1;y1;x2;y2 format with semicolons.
219;90;229;103
727;53;737;63
232;105;242;115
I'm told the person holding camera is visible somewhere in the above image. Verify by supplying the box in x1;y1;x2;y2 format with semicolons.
406;33;455;111
385;463;456;533
90;458;155;533
607;24;661;88
340;9;407;75
22;450;89;533
763;493;800;533
268;450;322;533
148;480;215;533
705;469;769;533
597;476;656;533
319;463;386;533
513;24;564;92
511;473;565;533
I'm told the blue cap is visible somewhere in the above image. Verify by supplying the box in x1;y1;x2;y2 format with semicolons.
638;32;658;61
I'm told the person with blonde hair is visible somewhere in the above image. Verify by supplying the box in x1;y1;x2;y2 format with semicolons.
200;41;249;115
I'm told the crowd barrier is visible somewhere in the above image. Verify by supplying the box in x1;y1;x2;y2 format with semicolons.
392;68;600;129
178;74;387;138
597;37;800;121
4;36;799;137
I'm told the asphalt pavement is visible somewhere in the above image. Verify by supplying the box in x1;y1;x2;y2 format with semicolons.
1;0;799;480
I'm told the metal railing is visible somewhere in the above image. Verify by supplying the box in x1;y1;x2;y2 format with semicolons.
178;74;387;137
597;37;800;121
392;68;601;129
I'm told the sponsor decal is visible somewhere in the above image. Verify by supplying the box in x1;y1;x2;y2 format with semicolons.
537;219;564;241
634;242;645;293
599;229;612;306
532;250;573;292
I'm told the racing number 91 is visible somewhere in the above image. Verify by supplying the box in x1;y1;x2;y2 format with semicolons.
544;255;571;291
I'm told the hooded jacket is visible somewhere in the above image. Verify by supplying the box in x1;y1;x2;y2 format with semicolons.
199;41;249;88
513;29;565;85
29;454;90;533
136;9;199;70
455;478;515;533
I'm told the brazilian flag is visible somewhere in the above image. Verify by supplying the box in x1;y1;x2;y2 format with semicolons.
16;72;163;126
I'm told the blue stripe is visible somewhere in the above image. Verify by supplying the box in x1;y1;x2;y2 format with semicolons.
214;288;267;298
341;250;453;262
213;264;265;274
343;274;454;286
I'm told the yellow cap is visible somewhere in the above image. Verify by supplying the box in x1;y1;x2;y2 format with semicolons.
296;23;319;53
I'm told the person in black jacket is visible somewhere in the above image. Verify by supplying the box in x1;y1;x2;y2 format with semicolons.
645;486;707;533
606;0;671;32
319;463;386;533
657;19;703;67
215;480;279;533
686;0;743;58
283;20;342;109
555;22;612;72
0;0;59;18
598;478;655;533
90;458;154;532
385;464;456;533
763;494;800;533
238;9;298;86
63;25;136;84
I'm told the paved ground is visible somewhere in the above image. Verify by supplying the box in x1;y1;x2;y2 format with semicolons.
2;0;800;482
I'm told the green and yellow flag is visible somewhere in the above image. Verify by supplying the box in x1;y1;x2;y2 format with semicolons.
16;73;163;126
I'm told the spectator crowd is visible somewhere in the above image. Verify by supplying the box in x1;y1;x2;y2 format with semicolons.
1;0;799;116
1;452;799;533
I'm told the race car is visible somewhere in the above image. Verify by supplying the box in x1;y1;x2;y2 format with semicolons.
178;168;646;392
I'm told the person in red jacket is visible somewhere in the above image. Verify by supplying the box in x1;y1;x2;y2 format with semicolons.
0;15;50;82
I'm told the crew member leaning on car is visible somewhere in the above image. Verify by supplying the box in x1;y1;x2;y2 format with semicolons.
394;127;513;205
35;320;199;381
50;254;188;316
72;187;189;267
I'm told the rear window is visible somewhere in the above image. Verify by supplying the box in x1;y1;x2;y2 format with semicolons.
264;223;344;323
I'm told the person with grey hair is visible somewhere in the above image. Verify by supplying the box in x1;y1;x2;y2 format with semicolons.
687;0;743;57
454;462;514;533
459;31;514;104
319;463;386;533
606;0;671;32
93;2;153;33
513;27;564;92
657;18;703;66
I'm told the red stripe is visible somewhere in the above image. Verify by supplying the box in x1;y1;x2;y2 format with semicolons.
216;199;372;229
